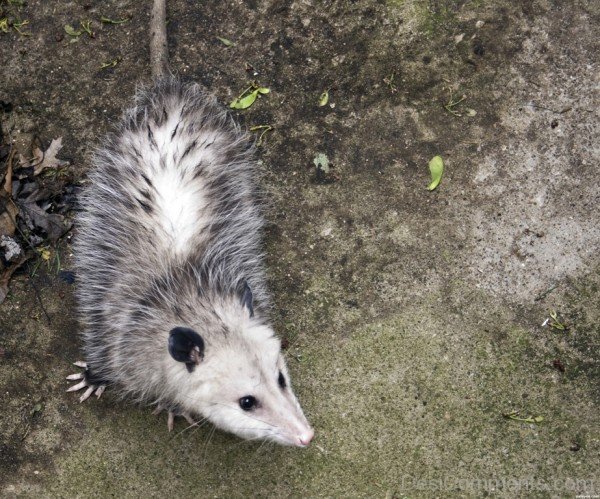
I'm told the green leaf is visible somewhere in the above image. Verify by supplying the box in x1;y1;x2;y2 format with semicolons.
100;58;120;69
39;248;51;261
249;125;273;146
313;153;330;174
230;82;270;110
230;90;259;110
10;19;30;36
64;24;82;37
80;20;94;37
319;90;329;107
216;36;234;47
549;310;567;330
503;411;544;424
101;16;128;24
30;403;43;416
427;155;444;191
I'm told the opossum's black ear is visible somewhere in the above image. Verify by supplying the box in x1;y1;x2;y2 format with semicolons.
168;327;204;372
241;281;254;318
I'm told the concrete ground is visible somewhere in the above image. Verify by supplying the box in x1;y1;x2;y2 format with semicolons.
1;0;598;497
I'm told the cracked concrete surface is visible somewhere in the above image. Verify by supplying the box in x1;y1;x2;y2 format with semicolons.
0;0;598;497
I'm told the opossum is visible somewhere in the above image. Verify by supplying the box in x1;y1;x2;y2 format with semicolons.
66;0;314;447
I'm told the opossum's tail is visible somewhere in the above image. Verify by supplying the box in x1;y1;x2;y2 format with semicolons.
150;0;168;78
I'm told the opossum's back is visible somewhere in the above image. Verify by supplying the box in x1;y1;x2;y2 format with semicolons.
76;78;262;300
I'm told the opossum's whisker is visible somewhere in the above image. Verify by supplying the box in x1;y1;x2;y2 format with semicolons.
282;336;304;359
224;429;279;450
189;421;213;438
201;425;217;465
255;437;270;454
226;433;270;451
208;401;278;429
185;416;209;429
176;416;209;437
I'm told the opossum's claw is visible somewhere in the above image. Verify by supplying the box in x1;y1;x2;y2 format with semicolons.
153;405;195;431
67;377;106;401
66;361;106;402
66;380;87;392
152;403;167;416
79;386;95;402
182;412;195;426
167;411;196;431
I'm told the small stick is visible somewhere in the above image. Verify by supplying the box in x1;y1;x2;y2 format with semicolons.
150;0;168;78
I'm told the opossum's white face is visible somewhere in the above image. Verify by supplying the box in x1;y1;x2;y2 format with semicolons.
167;298;313;447
201;329;313;447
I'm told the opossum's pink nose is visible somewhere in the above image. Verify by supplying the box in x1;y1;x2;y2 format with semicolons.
297;428;314;447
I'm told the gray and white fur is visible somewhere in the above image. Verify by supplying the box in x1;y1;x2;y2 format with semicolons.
67;0;313;447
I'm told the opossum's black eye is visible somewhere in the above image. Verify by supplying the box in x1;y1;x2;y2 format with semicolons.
278;371;286;389
239;396;257;411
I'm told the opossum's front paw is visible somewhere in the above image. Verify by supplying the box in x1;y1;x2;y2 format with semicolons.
66;361;107;402
152;404;195;432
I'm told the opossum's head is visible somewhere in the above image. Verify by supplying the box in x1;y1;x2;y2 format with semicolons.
167;286;313;447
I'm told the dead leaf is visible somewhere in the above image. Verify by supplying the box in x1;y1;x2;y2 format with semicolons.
30;138;69;176
2;148;14;195
0;149;17;237
0;254;28;303
0;199;18;237
19;202;70;242
0;132;74;303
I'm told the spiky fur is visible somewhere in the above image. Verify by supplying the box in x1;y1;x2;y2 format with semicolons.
75;77;270;406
